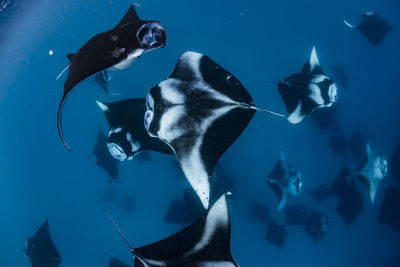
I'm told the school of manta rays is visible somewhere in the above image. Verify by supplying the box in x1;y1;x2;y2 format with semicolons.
23;5;400;267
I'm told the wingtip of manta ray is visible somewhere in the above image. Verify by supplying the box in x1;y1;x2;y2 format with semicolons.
343;19;356;28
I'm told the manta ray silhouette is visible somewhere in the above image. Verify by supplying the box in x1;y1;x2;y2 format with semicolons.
106;194;239;266
57;5;167;151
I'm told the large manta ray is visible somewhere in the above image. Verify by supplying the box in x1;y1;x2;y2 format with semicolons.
267;152;303;210
143;51;283;208
96;98;173;161
89;129;120;181
25;219;62;267
357;143;388;203
57;5;167;151
277;46;338;124
344;11;393;47
106;194;239;266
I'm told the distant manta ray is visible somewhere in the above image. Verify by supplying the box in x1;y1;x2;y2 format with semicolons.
144;51;284;208
344;11;394;47
277;46;338;124
105;194;239;266
56;5;167;151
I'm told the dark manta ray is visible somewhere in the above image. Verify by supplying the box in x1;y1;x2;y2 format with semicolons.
106;194;239;266
305;210;331;243
378;185;400;234
265;220;288;248
333;165;365;225
89;130;120;181
96;98;173;161
25;219;62;267
344;11;393;47
57;5;167;151
357;143;388;203
277;46;338;124
144;51;283;208
267;152;303;210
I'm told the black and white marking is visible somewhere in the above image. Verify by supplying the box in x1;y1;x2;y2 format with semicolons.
96;98;173;161
106;194;239;267
267;152;303;210
277;46;338;124
144;51;261;208
57;5;167;151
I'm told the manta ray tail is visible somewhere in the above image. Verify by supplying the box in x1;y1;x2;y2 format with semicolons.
103;209;143;257
57;97;71;152
343;19;357;28
56;64;71;80
251;106;286;118
237;102;285;118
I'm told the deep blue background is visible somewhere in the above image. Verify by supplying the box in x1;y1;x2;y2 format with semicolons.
0;0;399;266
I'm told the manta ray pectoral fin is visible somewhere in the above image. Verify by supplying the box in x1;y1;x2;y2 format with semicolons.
344;19;357;28
302;46;322;75
66;53;75;61
117;5;140;27
287;101;305;124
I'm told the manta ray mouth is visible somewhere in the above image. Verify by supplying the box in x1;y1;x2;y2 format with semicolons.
107;143;128;161
328;83;338;103
137;22;167;49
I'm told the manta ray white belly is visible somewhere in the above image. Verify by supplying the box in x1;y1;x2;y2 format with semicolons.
112;49;145;70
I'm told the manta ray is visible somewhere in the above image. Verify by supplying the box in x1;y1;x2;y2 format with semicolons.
265;220;288;248
277;46;338;124
267;152;303;210
106;194;239;266
25;219;62;267
57;4;167;151
332;164;365;225
305;210;331;243
89;130;120;181
96;98;173;161
344;11;393;47
357;143;388;203
143;51;283;208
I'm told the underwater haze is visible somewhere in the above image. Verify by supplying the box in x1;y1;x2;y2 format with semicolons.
0;0;400;266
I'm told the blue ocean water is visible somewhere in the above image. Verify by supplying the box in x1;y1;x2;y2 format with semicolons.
0;0;399;266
